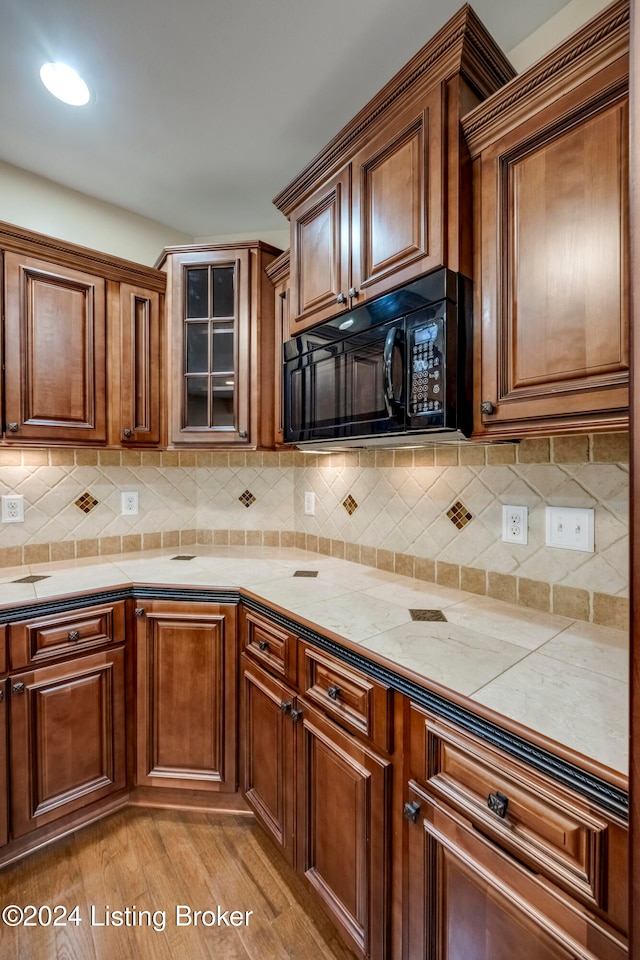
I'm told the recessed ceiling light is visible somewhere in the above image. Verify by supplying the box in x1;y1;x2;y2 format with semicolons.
40;62;90;106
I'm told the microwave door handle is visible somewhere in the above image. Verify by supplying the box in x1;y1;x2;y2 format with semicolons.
383;325;400;416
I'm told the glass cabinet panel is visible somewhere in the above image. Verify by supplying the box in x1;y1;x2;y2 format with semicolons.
183;263;237;430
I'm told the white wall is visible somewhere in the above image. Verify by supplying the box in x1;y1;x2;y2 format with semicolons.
0;160;192;265
507;0;610;71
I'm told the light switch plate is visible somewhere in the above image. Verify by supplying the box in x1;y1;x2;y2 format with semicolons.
545;506;594;552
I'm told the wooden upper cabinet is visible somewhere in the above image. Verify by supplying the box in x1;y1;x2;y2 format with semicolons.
109;281;162;446
3;252;107;443
463;0;630;439
160;241;281;448
265;250;290;446
274;6;515;337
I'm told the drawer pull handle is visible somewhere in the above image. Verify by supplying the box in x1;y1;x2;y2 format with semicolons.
327;685;341;701
280;701;292;714
258;640;270;651
12;682;25;696
290;708;303;722
488;791;509;819
403;801;421;823
68;630;80;641
134;608;145;618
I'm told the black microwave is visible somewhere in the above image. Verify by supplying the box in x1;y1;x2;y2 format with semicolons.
283;269;472;447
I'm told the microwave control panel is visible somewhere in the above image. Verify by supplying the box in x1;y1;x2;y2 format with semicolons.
409;316;445;417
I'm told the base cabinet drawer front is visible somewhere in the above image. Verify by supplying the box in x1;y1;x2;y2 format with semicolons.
240;656;296;864
9;649;126;839
410;707;613;910
10;602;126;669
404;784;627;960
134;602;237;792
241;608;297;683
298;701;391;960
299;642;392;753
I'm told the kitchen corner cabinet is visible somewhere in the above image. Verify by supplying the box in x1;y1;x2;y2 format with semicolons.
265;249;290;446
273;7;515;336
160;241;281;448
0;221;166;447
240;610;392;960
404;705;628;960
0;678;7;848
7;602;127;839
133;600;238;792
463;0;630;440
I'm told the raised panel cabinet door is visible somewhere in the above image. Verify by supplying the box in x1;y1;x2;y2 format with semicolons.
240;657;296;864
3;252;107;442
351;91;443;303
404;784;627;960
289;168;351;333
135;605;237;792
297;700;391;960
9;650;126;839
118;282;161;445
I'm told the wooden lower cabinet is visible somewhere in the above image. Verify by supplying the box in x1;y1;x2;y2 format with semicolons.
241;653;391;960
8;649;126;839
134;600;238;792
0;680;7;847
404;782;627;960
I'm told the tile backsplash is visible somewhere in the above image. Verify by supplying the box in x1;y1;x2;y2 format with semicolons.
0;435;629;628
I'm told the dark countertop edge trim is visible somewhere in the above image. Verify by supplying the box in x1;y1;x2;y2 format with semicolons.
0;585;627;819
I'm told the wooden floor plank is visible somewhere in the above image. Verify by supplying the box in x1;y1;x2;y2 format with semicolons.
0;809;356;960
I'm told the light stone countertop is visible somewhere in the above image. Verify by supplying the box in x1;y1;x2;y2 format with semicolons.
0;545;628;779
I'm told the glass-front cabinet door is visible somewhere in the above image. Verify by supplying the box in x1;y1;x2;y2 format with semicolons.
167;247;250;445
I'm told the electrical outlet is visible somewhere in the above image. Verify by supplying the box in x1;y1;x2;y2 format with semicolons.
502;505;528;544
304;491;316;516
546;506;594;552
2;494;24;523
121;491;139;516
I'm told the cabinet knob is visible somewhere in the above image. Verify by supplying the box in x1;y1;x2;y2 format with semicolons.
290;708;303;722
239;430;248;439
403;801;421;823
480;401;495;415
336;293;347;304
67;630;80;641
0;688;4;703
7;422;19;433
122;428;133;439
258;640;270;651
348;287;359;299
327;685;341;701
134;607;145;618
487;790;509;819
12;682;25;696
280;700;292;713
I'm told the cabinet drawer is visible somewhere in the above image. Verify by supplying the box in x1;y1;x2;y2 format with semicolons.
299;642;392;752
10;603;125;669
242;609;297;683
410;706;611;910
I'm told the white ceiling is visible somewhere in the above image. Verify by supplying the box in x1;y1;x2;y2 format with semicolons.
0;0;571;238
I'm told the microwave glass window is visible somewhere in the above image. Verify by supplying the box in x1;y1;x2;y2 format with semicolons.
183;264;237;430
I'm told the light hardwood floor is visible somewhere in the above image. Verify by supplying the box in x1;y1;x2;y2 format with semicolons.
0;808;357;960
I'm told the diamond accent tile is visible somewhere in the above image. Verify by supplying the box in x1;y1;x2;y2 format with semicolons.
342;494;358;516
238;489;256;508
75;492;99;514
12;575;51;584
410;609;448;622
446;500;473;529
293;570;318;577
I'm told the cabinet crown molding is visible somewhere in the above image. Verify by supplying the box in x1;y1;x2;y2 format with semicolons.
272;4;515;216
154;239;283;270
264;249;290;286
462;0;629;154
0;220;166;291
